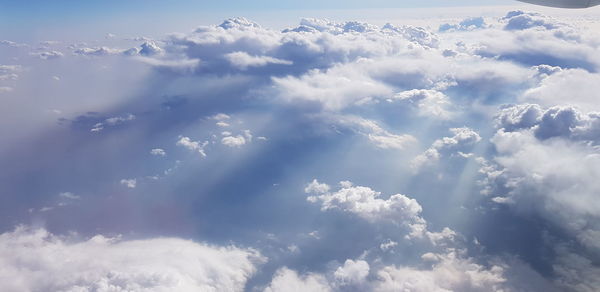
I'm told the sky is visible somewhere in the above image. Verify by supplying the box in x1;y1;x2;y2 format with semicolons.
2;1;600;291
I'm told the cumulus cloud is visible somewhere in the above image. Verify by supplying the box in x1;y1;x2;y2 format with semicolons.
304;179;330;195
222;135;246;147
139;41;164;56
177;136;209;157
0;226;263;292
120;178;137;188
264;267;331;292
306;180;427;238
374;250;507;292
334;259;370;286
412;127;481;170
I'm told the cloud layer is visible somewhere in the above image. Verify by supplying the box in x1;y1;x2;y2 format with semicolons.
2;9;600;291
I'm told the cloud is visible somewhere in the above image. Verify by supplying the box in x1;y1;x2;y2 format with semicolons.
374;250;507;292
150;148;167;156
306;180;427;238
264;267;331;292
222;135;246;147
139;41;164;56
177;136;208;157
30;51;64;60
412;127;481;170
4;12;600;292
120;179;137;188
333;259;370;286
59;192;80;200
225;51;292;70
439;17;487;32
502;11;562;31
90;114;135;132
333;116;416;150
390;89;452;119
74;46;123;56
304;179;330;195
0;226;263;292
0;86;13;93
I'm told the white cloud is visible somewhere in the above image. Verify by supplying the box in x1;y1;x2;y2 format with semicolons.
139;41;164;56
307;181;426;238
30;51;63;60
304;179;330;195
264;267;331;292
225;51;292;70
90;114;136;132
0;86;13;93
523;69;600;112
412;127;481;170
150;148;166;156
391;89;452;119
211;113;231;121
222;135;246;147
0;226;263;292
334;259;370;286
374;250;507;292
120;179;137;188
177;136;208;157
59;192;80;200
335;116;416;150
74;46;123;56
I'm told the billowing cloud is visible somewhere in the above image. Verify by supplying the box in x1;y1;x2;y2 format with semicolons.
306;180;427;238
0;226;263;292
412;127;481;170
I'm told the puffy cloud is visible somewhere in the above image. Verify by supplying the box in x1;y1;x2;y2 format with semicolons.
0;65;22;80
496;104;600;143
139;41;164;56
304;179;330;195
374;250;507;292
502;11;561;31
222;135;246;147
120;178;137;188
264;267;331;292
333;259;370;286
177;136;208;157
306;180;426;238
439;17;487;32
0;226;263;292
523;69;600;112
412;127;481;169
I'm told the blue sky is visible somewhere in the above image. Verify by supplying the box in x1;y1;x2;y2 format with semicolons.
2;2;600;291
